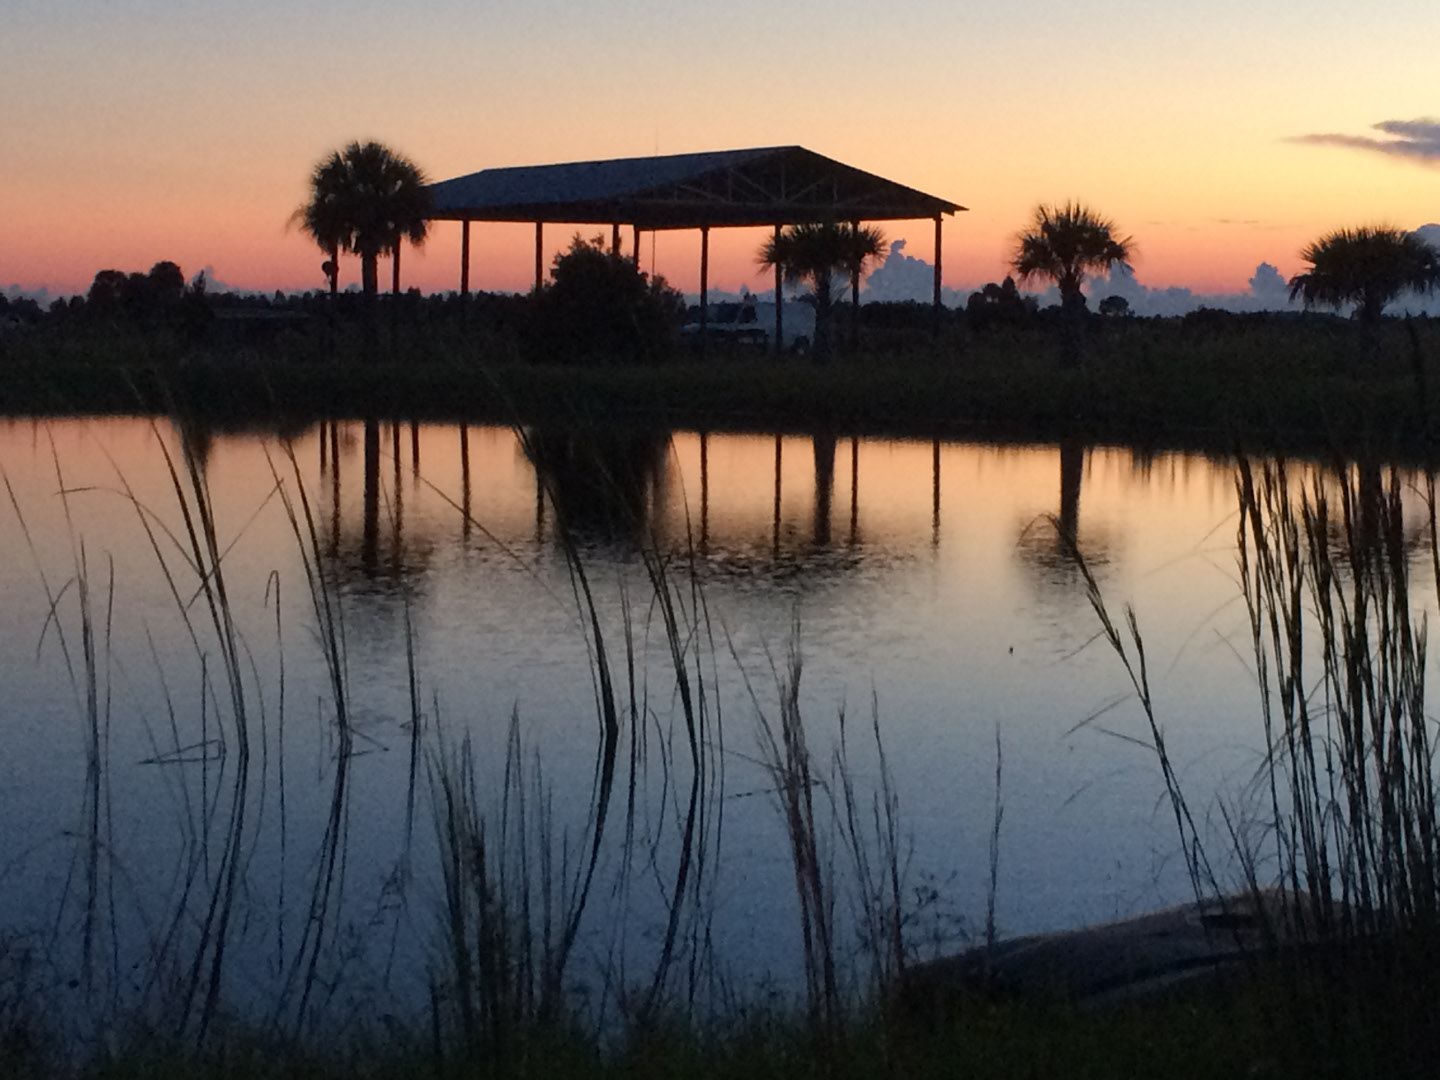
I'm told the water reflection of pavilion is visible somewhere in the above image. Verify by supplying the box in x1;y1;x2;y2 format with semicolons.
524;427;954;560
307;422;965;583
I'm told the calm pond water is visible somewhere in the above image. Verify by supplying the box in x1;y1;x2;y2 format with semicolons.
3;416;1435;1026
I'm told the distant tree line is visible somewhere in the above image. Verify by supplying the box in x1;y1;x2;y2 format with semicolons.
17;260;216;339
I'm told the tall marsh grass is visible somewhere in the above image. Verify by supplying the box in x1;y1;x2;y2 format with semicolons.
1234;458;1440;941
1067;453;1440;1068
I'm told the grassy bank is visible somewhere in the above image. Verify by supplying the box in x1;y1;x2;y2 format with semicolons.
11;952;1440;1078
3;314;1440;455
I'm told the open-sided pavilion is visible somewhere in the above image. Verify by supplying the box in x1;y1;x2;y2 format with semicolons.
420;145;965;345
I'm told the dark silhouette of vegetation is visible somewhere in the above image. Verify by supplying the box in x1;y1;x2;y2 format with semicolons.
1288;225;1440;327
292;140;432;302
845;299;961;353
83;261;188;323
965;277;1037;331
0;292;44;325
758;223;888;362
1012;202;1133;365
527;234;684;365
1098;294;1131;318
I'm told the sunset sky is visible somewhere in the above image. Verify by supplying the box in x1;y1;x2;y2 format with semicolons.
4;0;1437;301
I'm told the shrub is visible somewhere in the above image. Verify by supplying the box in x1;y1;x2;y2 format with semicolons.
526;234;684;364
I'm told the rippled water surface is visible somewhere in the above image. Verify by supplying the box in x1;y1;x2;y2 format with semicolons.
4;416;1433;1021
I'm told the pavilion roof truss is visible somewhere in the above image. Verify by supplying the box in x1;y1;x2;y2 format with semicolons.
426;146;965;230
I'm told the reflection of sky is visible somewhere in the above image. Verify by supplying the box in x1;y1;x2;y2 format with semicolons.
4;417;1439;1008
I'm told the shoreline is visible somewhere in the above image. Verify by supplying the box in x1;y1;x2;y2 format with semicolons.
3;337;1440;462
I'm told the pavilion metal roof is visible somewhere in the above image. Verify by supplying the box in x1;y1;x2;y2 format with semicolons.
426;146;965;230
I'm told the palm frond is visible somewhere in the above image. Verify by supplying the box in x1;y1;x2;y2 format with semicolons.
293;141;434;265
756;223;889;294
1288;225;1440;323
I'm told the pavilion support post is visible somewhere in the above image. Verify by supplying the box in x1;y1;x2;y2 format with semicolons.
389;248;402;345
849;436;859;544
460;424;471;539
850;218;861;354
773;224;783;355
699;430;710;550
330;429;341;559
699;226;710;356
632;224;641;269
534;222;544;293
932;214;943;336
460;219;471;299
611;223;621;256
392;429;403;571
932;437;942;540
362;420;380;573
772;435;783;554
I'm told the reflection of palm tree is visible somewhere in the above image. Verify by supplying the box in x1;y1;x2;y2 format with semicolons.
319;425;437;593
362;419;381;574
812;434;836;547
1335;461;1429;569
1058;438;1083;541
292;141;432;302
1016;440;1109;592
1288;226;1440;327
1012;203;1133;366
757;223;887;362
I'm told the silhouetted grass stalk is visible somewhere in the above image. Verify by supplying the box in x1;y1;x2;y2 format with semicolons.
1056;519;1220;909
751;628;841;1039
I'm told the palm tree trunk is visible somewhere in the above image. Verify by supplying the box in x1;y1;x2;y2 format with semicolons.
328;244;339;299
814;272;833;365
362;252;379;303
1060;279;1086;369
1061;310;1085;369
360;250;381;354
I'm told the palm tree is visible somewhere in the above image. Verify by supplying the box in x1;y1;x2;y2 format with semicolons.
1012;202;1134;314
293;141;432;302
757;222;888;361
1288;226;1440;326
1012;202;1132;367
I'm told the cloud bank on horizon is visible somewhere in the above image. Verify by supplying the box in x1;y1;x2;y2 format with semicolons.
856;235;1440;317
858;240;1307;315
1291;118;1440;164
